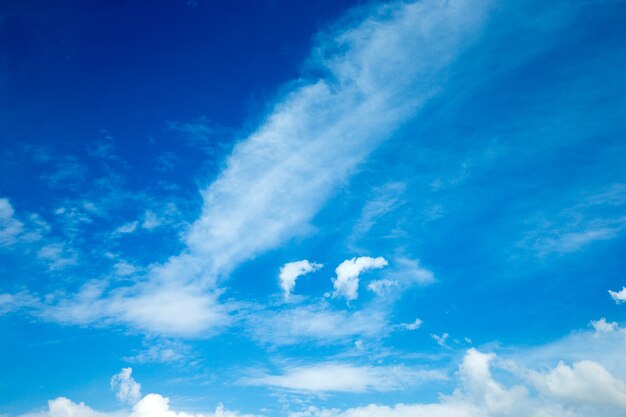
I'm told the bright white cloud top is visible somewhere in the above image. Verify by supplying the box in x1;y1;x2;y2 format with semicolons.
332;256;388;301
279;260;323;299
609;287;626;304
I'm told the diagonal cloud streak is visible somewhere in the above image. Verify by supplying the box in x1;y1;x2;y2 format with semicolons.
5;0;492;336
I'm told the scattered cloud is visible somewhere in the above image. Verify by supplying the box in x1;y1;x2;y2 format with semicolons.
590;317;619;334
37;243;78;270
432;333;449;347
289;348;626;417
332;257;388;301
111;368;142;405
609;287;626;304
19;378;258;417
399;318;422;331
279;260;323;299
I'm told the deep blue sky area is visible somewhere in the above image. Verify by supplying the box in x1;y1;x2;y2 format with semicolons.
1;1;626;417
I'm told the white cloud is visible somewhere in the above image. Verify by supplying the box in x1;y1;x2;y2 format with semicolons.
39;280;230;337
124;341;189;364
114;261;138;277
432;332;449;347
7;0;491;336
349;182;406;245
179;0;489;281
609;287;626;304
37;243;78;270
18;394;256;417
279;260;323;299
241;363;444;393
115;221;139;235
288;348;626;417
0;198;25;246
141;210;161;230
399;318;422;331
590;317;618;334
18;377;259;417
383;257;435;287
332;257;388;301
367;279;398;296
369;257;435;298
248;303;387;345
529;360;626;408
111;368;142;405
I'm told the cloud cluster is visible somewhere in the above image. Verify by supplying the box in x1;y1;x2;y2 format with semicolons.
4;0;491;337
332;257;388;301
18;369;258;417
289;348;626;417
18;395;255;417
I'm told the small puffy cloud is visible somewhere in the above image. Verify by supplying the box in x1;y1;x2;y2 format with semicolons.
590;317;618;334
609;287;626;304
332;257;388;301
279;260;323;299
241;363;444;393
115;221;139;235
432;332;449;347
111;368;142;405
399;318;423;331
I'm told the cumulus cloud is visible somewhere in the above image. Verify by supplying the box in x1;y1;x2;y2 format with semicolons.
18;394;256;417
529;360;626;409
332;257;388;301
288;348;626;417
18;376;258;417
279;260;323;299
609;287;626;304
241;363;444;393
111;368;142;405
590;317;619;334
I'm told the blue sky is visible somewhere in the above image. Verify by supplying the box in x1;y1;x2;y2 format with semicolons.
1;0;626;416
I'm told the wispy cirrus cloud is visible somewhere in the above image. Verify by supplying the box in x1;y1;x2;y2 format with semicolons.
241;363;445;394
8;0;492;337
